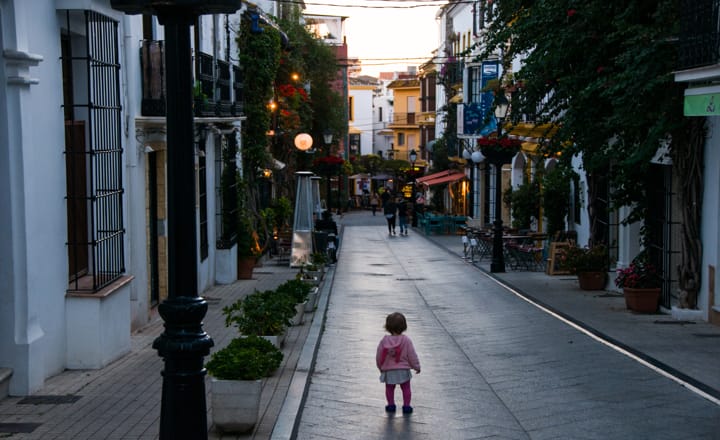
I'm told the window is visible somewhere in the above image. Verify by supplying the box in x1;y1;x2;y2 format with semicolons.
348;96;354;121
62;10;125;292
215;131;239;249
198;134;208;261
378;106;383;122
398;133;405;146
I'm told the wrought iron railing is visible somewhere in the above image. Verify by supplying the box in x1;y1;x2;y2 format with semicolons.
390;112;417;125
677;0;720;70
139;44;243;117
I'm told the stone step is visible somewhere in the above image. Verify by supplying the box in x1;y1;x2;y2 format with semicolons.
0;368;12;399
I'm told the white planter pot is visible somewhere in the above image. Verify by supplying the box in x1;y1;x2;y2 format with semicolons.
261;333;285;348
292;302;306;325
211;378;261;434
305;289;319;313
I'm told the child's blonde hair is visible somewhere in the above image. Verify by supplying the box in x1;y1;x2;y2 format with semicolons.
384;312;407;335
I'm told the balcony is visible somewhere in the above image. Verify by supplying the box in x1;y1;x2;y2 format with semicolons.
677;0;720;72
389;112;417;126
140;41;243;117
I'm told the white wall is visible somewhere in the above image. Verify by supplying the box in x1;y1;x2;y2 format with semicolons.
701;116;720;319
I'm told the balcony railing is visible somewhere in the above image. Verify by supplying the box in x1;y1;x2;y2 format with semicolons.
140;41;243;117
677;0;720;71
390;112;417;125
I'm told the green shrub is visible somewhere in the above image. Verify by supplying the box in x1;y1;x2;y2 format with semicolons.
205;335;283;380
275;279;313;304
223;289;295;336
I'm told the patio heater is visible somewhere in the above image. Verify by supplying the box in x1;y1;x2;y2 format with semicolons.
292;134;315;267
471;151;485;219
109;1;241;439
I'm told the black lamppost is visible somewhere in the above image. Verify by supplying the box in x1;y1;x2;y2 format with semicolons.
323;130;333;213
110;2;241;439
409;149;418;226
489;96;510;273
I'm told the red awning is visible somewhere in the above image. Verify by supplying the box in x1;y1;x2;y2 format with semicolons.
421;172;467;187
415;170;463;184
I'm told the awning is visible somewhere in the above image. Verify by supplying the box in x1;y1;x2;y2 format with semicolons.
348;173;370;179
416;170;464;184
506;122;559;139
416;170;454;184
449;93;463;104
371;173;392;180
422;172;467;187
349;125;362;134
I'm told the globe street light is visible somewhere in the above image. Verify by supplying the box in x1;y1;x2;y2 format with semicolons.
490;94;511;273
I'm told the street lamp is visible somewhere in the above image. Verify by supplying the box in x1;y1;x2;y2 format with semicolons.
110;1;241;439
409;149;418;226
490;94;511;273
322;130;334;212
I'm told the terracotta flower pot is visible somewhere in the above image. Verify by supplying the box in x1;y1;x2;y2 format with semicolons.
577;271;607;290
237;256;256;280
623;287;660;313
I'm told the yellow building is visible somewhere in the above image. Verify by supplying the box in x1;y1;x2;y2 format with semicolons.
387;78;421;161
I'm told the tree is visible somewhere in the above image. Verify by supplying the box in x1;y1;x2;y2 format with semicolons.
480;1;703;306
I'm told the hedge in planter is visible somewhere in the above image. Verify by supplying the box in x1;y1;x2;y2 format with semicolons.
206;335;283;381
275;279;312;304
223;289;296;336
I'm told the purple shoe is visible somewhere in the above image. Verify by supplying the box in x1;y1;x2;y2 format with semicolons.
402;405;413;414
385;405;397;412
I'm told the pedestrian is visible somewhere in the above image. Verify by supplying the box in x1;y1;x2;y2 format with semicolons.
383;196;397;235
370;193;379;216
397;197;408;235
376;312;421;414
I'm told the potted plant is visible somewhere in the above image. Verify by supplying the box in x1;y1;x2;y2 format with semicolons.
275;279;313;325
223;289;295;347
561;244;609;290
206;335;283;433
615;253;662;313
237;210;260;280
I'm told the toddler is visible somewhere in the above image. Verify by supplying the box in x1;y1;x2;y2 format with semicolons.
376;312;421;414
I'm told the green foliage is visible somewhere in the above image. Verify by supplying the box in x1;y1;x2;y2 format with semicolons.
504;180;540;230
479;0;686;230
271;196;293;230
223;289;296;336
542;166;573;238
560;244;609;274
310;252;328;266
205;335;283;381
275;279;313;304
238;18;280;177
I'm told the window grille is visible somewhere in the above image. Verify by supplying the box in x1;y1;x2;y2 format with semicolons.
62;10;125;292
215;132;239;249
677;0;720;70
198;134;209;261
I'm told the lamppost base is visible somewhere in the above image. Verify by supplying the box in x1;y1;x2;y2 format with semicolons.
490;262;506;273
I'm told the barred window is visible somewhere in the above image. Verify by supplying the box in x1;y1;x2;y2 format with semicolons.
62;10;125;292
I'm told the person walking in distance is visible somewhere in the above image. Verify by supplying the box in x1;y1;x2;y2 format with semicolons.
370;192;379;216
397;197;409;236
376;312;421;414
383;196;397;235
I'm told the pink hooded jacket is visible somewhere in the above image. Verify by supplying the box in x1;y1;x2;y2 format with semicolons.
376;334;421;372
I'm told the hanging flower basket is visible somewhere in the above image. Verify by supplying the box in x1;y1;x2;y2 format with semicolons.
479;137;521;164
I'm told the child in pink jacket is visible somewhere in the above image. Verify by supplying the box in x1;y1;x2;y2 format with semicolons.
376;312;421;414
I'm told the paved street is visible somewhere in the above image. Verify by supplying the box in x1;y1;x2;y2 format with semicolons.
295;211;720;439
0;209;719;439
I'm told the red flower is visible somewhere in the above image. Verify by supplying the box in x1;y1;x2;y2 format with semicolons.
567;9;577;17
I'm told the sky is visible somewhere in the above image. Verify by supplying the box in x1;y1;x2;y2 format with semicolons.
302;1;442;77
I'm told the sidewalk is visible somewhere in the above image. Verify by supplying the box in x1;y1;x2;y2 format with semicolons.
1;209;718;439
0;261;317;439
